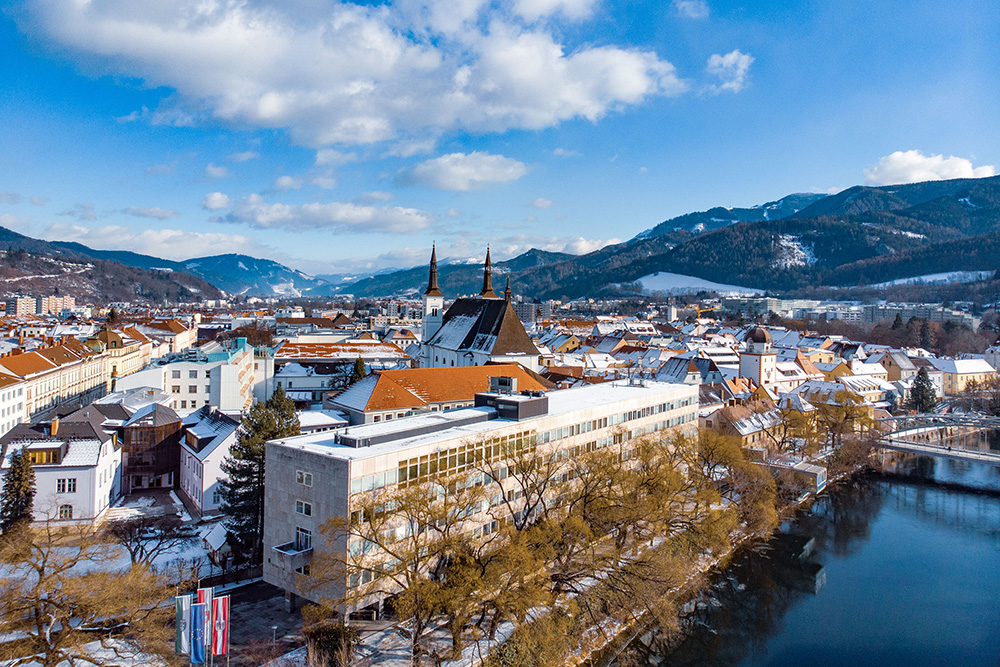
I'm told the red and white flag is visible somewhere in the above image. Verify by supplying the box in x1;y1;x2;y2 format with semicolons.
212;595;230;656
196;587;213;648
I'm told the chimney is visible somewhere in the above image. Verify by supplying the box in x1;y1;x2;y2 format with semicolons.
50;417;59;436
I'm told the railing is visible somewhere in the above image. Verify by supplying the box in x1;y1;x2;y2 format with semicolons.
271;541;314;570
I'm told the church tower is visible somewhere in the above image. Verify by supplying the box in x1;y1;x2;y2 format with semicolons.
740;326;777;388
480;247;498;298
421;245;444;342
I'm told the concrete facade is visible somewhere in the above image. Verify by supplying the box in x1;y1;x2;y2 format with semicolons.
263;380;700;611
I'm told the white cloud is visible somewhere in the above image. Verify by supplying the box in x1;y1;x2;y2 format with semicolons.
315;149;358;166
43;222;265;261
228;151;260;162
0;191;22;204
551;148;580;158
273;175;303;191
58;203;96;221
311;174;338;189
706;49;754;93
0;213;30;230
513;0;599;22
123;206;179;220
673;0;709;19
399;152;527;191
561;237;620;254
361;191;394;202
23;1;686;148
863;150;997;186
201;192;231;211
531;197;553;209
30;196;49;206
216;194;432;234
447;208;463;218
204;163;232;178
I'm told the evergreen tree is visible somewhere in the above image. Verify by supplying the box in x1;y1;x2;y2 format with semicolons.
910;367;938;413
0;447;35;534
349;357;366;385
219;386;300;563
106;307;119;325
891;313;904;330
919;320;934;350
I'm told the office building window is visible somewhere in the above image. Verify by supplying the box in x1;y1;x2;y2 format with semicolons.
296;500;312;516
296;470;313;487
295;527;312;550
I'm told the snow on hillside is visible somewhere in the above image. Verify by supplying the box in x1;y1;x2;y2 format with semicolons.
774;235;816;269
871;270;993;288
636;272;762;295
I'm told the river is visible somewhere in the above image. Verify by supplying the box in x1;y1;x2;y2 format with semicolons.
613;456;1000;667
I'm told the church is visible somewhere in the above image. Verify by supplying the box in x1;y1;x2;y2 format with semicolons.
419;247;541;372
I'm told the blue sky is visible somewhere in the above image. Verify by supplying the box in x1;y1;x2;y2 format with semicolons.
1;0;998;277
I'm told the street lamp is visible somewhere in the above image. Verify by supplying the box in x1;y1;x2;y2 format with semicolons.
272;625;278;647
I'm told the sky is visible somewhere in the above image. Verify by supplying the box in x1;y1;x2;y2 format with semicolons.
1;0;998;278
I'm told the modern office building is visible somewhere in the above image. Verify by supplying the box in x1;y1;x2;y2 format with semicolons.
263;378;699;612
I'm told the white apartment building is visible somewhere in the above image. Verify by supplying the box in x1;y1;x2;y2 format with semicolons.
0;416;122;524
118;338;256;413
263;379;700;611
178;407;240;516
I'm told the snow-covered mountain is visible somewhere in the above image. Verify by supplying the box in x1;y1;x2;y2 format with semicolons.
181;254;330;297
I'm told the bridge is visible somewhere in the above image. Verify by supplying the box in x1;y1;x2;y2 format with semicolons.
877;412;1000;464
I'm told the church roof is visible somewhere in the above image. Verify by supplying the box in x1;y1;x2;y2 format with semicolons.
426;297;539;357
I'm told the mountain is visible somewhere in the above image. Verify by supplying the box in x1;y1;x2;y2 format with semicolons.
633;193;827;240
504;175;1000;299
0;228;222;303
49;242;188;272
50;241;332;297
339;249;574;297
180;254;329;297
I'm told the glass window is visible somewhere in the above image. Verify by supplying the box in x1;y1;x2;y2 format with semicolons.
188;386;197;393
296;470;313;487
171;370;181;379
189;370;198;379
58;504;73;520
295;500;312;516
295;527;312;550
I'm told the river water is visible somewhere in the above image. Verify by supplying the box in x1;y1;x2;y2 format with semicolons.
614;457;1000;667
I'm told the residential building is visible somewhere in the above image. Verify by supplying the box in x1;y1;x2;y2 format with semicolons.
118;338;256;412
122;404;183;494
0;411;121;524
4;297;36;316
925;357;997;395
178;406;240;516
263;379;700;612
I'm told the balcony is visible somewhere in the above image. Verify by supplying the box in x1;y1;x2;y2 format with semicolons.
271;541;314;571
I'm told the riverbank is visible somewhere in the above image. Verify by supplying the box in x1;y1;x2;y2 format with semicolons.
611;455;1000;666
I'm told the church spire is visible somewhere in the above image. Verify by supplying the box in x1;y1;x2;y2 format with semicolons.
424;244;443;297
503;275;512;301
480;247;498;298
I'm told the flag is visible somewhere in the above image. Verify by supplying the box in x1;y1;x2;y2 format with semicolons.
212;595;230;656
197;587;214;648
190;602;206;664
175;594;192;655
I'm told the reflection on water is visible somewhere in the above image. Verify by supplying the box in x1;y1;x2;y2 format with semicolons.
613;459;1000;667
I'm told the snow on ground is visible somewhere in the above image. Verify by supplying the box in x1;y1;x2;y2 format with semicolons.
635;272;762;296
774;234;816;269
892;229;927;239
870;270;993;288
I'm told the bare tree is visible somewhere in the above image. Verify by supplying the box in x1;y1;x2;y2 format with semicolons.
103;515;194;567
0;520;179;667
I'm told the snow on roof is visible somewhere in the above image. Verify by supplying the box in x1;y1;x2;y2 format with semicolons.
927;357;996;375
273;380;696;462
